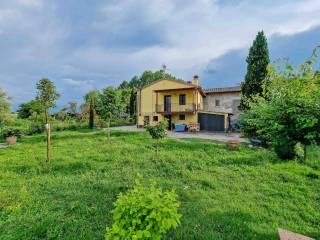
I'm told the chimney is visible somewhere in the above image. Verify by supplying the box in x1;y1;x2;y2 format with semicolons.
193;75;199;86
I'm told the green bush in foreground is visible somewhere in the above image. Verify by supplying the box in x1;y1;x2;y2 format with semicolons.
106;181;181;240
145;121;167;140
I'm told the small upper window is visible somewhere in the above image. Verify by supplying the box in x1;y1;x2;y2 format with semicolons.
179;114;185;120
179;94;186;105
153;116;158;122
215;99;220;107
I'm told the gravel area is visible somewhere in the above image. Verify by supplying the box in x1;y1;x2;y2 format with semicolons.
111;125;247;143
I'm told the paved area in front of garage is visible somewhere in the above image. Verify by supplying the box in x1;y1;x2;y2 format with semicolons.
110;125;247;143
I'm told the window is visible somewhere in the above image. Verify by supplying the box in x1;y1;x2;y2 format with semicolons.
153;116;158;122
215;99;220;107
179;94;186;105
144;116;150;125
179;114;185;120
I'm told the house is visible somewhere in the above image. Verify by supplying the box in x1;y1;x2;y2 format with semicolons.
203;86;241;120
136;76;234;132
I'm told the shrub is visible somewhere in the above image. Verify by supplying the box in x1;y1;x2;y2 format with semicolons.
27;122;45;135
1;126;24;138
105;182;181;240
145;121;167;140
274;137;296;160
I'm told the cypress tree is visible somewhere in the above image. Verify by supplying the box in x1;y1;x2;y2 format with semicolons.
240;31;270;110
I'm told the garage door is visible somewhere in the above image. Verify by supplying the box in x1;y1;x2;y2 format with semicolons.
198;113;225;131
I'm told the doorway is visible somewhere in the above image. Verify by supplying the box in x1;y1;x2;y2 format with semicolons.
164;95;171;112
164;115;172;130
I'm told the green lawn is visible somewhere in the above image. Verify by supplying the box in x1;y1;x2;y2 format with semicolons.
0;130;319;240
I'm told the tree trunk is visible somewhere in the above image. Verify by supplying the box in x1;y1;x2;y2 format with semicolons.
45;110;51;164
89;104;94;129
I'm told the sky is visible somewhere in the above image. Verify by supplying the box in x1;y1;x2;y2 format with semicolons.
0;0;319;110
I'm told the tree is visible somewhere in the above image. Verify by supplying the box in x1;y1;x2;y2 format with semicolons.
0;88;11;125
84;90;99;129
241;48;320;160
240;31;270;110
17;99;43;119
36;78;60;164
95;87;124;120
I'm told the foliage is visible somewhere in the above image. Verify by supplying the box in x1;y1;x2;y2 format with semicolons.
36;78;60;119
1;126;24;138
0;88;11;124
96;87;124;119
241;47;320;159
145;121;167;140
126;70;178;89
17;99;44;119
240;31;270;110
106;181;181;240
55;109;68;121
0;130;319;239
28;121;45;135
85;90;99;129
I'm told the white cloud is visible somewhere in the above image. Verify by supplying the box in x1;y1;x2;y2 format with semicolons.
95;0;320;78
1;0;320;107
63;78;94;91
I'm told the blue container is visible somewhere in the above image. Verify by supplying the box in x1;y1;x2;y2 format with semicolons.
175;124;186;132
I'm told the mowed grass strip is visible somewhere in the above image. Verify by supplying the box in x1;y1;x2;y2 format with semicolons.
0;130;319;240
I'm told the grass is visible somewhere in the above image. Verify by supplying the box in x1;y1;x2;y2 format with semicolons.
0;130;319;240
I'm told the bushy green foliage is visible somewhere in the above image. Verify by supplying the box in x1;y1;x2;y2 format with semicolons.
240;31;270;110
96;87;124;120
106;181;181;240
36;78;60;116
241;47;320;160
0;88;11;124
1;126;24;138
28;121;45;135
17;99;44;119
145;121;167;140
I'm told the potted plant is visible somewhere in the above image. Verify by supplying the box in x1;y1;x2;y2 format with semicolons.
2;128;22;145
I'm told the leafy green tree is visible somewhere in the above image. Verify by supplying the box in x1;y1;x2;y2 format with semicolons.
118;80;130;89
241;48;320;160
84;90;99;129
17;99;43;119
96;87;124;120
0;88;11;125
240;31;270;110
36;78;60;164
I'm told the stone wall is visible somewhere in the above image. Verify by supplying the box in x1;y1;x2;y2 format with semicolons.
203;92;241;119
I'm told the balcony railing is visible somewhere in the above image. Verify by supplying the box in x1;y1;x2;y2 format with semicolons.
155;103;201;113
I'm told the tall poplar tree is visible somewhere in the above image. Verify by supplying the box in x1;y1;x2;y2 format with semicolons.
240;31;270;110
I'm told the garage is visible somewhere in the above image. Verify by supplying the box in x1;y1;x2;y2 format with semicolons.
198;112;226;132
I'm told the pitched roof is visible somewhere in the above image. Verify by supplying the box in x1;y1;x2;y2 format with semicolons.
204;86;241;94
140;78;196;89
140;78;206;97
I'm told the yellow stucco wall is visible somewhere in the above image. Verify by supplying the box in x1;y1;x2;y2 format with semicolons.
137;79;203;126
